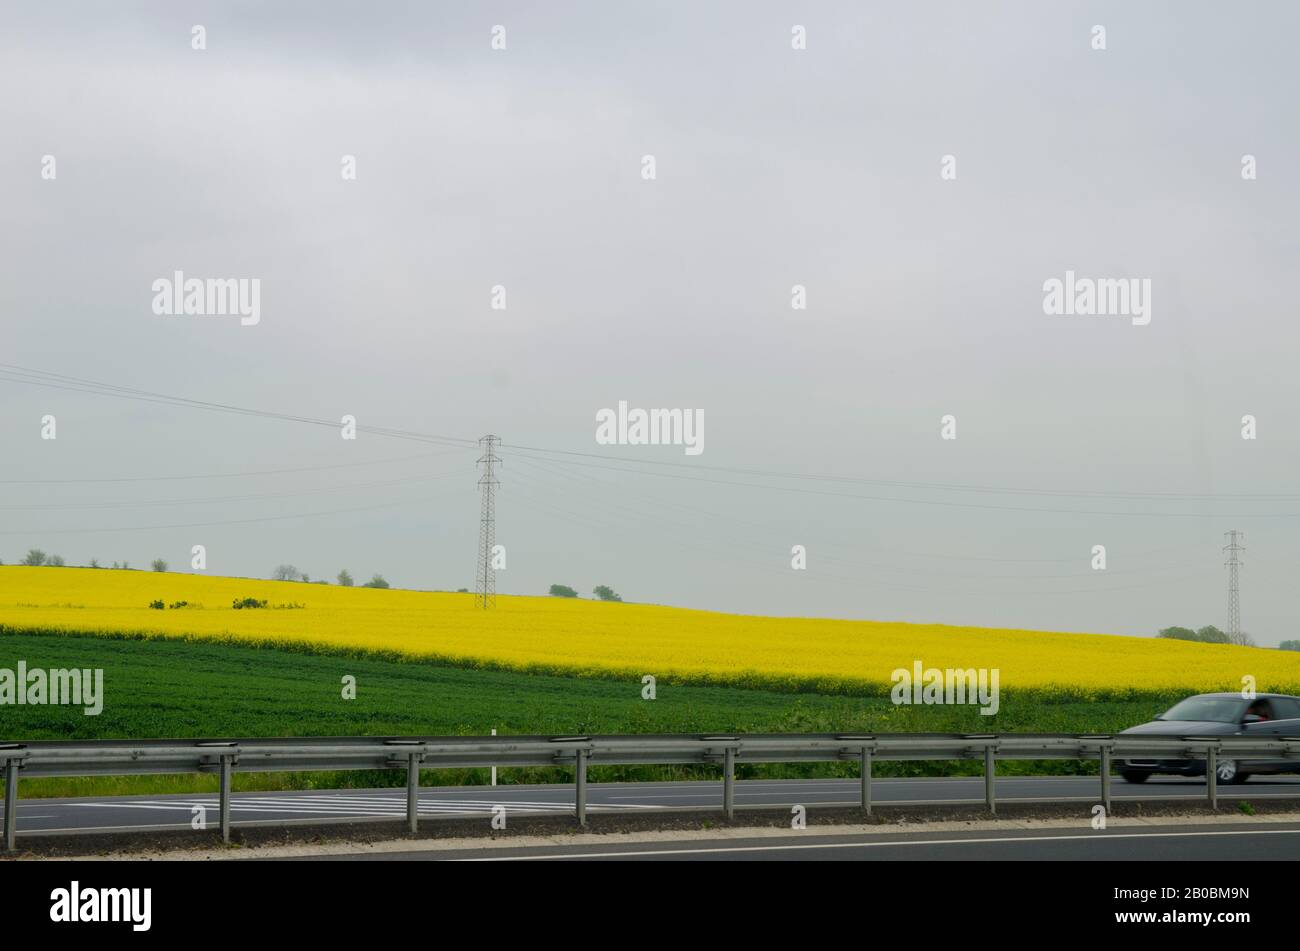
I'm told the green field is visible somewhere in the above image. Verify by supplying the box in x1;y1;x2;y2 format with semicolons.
0;629;1182;798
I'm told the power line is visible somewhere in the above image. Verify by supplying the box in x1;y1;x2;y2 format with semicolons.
508;453;1204;566
502;450;1300;520
0;449;465;485
510;475;1213;600
0;468;466;511
5;363;1299;510
0;487;469;535
0;364;478;450
507;457;1215;583
503;442;1300;502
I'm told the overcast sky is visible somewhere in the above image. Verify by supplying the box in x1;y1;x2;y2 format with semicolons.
2;1;1298;642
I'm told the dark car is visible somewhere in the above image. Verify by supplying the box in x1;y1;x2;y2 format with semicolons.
1119;692;1300;784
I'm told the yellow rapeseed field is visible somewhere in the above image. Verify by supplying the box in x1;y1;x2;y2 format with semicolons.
1;567;1297;694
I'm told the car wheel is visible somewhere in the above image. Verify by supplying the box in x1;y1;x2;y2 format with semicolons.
1120;769;1150;783
1215;759;1248;785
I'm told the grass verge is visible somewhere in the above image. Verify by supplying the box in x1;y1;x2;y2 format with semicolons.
1;628;1184;798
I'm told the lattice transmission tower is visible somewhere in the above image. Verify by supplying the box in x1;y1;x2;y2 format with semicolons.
1223;530;1245;644
475;435;501;609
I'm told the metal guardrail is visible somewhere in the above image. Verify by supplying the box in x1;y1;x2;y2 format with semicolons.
3;732;1299;850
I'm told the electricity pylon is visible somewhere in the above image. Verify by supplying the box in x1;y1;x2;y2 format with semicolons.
475;435;501;609
1223;530;1244;644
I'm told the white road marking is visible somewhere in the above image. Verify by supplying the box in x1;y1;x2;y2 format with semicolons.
460;827;1300;860
62;794;652;821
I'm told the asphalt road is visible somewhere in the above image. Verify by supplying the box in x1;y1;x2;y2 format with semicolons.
7;774;1300;837
303;821;1300;861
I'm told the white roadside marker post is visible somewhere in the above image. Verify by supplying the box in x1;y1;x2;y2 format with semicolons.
2;758;17;851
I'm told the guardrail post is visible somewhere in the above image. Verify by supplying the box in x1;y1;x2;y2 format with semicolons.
575;748;588;827
219;754;232;843
1100;745;1112;815
723;747;735;819
1206;747;1218;810
3;759;17;852
406;753;421;833
860;747;872;815
984;745;996;815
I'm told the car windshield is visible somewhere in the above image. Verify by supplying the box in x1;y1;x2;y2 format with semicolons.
1159;697;1246;723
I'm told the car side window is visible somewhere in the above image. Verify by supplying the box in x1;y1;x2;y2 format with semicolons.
1245;700;1275;721
1270;698;1300;720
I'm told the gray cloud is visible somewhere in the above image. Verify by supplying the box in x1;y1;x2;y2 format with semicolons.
1;1;1297;642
